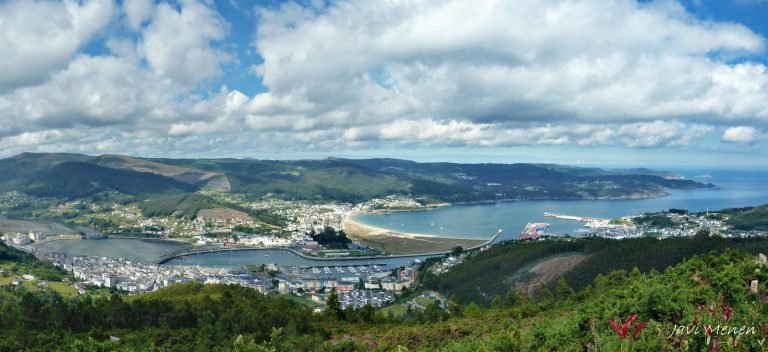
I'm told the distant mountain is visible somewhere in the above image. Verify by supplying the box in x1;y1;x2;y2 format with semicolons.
0;153;714;202
610;167;685;180
20;162;196;198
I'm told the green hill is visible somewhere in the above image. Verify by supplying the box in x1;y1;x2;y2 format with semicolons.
21;162;196;198
0;153;714;202
422;236;768;305
722;204;768;231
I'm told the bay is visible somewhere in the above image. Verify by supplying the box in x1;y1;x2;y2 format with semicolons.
35;169;768;268
351;169;768;241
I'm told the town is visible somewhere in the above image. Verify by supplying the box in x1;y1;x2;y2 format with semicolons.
2;189;767;314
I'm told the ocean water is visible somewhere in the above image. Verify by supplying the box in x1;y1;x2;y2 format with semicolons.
352;169;768;241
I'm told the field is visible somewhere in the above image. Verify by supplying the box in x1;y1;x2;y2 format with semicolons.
379;303;408;317
0;216;79;234
196;207;251;220
48;281;77;296
284;294;323;309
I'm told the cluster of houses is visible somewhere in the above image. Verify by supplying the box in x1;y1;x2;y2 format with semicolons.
430;254;467;275
1;232;55;246
354;195;424;211
50;255;272;294
276;261;418;301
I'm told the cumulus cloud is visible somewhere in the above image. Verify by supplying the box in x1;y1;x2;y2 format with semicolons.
722;126;760;143
1;0;767;158
139;0;230;85
0;0;115;90
124;0;154;30
252;0;768;132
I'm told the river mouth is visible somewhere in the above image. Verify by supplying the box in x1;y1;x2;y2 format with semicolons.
34;238;191;264
33;238;432;269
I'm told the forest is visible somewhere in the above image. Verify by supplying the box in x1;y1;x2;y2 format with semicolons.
422;235;768;305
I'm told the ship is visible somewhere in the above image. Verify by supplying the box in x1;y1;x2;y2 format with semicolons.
520;222;549;241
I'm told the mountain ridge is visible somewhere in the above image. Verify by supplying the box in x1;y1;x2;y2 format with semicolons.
0;152;715;202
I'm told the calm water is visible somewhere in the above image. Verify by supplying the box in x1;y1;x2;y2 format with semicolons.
35;239;190;264
164;250;424;269
34;169;768;268
353;169;768;241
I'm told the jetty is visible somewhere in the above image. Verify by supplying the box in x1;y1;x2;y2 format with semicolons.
543;212;607;222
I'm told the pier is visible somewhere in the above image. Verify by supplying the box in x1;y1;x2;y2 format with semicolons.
543;212;608;222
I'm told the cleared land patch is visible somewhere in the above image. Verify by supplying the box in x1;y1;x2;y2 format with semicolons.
196;208;251;220
513;254;589;296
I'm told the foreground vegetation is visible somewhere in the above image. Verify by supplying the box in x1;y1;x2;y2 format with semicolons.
422;235;768;305
1;238;767;350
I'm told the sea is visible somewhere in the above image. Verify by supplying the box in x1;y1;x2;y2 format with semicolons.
34;169;768;269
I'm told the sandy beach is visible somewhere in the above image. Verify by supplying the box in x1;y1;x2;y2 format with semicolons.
342;212;488;255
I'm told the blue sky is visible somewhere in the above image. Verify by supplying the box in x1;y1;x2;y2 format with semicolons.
0;0;767;168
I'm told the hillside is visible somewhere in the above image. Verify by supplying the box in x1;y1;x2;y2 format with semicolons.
21;162;196;198
721;204;768;231
0;243;765;350
422;235;768;305
92;155;231;191
0;153;714;202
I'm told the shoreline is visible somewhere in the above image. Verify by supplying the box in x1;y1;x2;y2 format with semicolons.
341;212;491;255
343;211;486;241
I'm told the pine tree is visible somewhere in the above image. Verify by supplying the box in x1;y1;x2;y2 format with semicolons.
555;276;574;300
326;289;343;321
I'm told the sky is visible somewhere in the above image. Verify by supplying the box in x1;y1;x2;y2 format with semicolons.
1;0;767;168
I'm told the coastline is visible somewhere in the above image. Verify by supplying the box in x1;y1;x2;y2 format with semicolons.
342;212;489;255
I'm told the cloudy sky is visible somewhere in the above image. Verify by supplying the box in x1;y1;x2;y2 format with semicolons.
1;0;767;168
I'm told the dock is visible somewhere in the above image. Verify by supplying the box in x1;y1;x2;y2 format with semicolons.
543;212;608;223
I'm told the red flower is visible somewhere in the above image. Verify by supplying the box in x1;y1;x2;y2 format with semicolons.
631;321;647;339
722;306;733;323
608;314;646;340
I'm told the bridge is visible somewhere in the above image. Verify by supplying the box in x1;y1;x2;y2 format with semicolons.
154;229;504;265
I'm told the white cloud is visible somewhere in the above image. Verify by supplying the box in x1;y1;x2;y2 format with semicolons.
124;0;154;30
0;0;115;90
722;126;759;143
139;0;230;85
253;0;768;132
3;54;176;130
1;0;768;159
